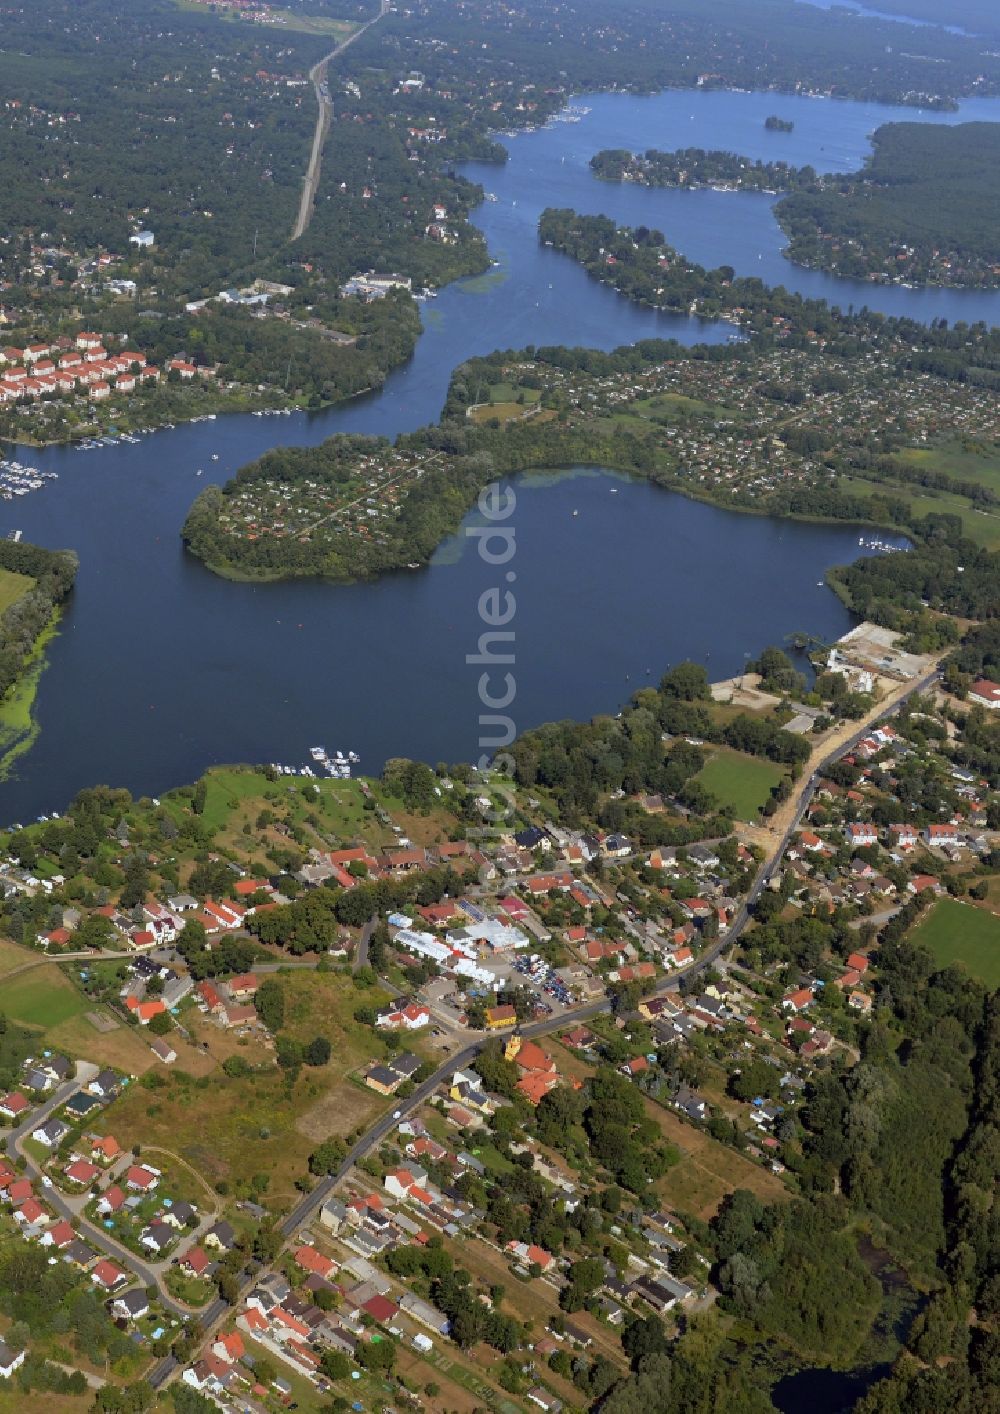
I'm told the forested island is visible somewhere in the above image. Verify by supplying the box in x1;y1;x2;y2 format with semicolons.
591;123;1000;288
765;114;794;131
590;147;815;192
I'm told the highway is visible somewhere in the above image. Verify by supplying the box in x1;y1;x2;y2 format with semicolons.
290;1;388;242
147;664;940;1386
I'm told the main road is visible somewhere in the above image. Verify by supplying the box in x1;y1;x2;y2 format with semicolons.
149;661;941;1385
290;0;389;242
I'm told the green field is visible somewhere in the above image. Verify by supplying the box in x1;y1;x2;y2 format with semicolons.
0;567;34;615
695;748;786;820
893;441;1000;496
0;968;90;1028
908;898;1000;987
468;383;543;425
175;0;356;37
627;391;738;422
842;466;1000;548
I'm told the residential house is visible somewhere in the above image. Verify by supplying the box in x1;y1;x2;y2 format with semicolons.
32;1119;69;1149
0;1093;29;1120
179;1245;212;1278
91;1259;128;1291
112;1289;150;1322
88;1069;121;1100
65;1159;100;1188
141;1221;175;1255
124;1164;158;1192
204;1220;235;1252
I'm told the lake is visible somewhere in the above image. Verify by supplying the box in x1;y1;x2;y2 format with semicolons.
1;81;994;820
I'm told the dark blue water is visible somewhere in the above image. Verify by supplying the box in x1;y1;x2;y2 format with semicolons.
472;87;1000;326
0;460;888;821
772;1364;891;1414
1;84;994;821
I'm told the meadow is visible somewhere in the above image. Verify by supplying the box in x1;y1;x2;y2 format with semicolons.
908;897;1000;987
695;747;787;820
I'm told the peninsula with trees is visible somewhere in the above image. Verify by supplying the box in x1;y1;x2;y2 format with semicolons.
183;210;1000;650
0;539;78;773
591;122;1000;288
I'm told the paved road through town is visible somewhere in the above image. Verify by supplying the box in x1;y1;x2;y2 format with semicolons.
148;664;940;1385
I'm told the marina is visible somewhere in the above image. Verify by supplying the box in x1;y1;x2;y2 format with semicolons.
268;748;360;780
0;457;55;499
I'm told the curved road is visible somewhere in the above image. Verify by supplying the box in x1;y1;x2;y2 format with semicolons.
9;1068;192;1321
291;1;389;242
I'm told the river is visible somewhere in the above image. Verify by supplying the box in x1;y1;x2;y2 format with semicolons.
796;0;974;38
3;82;998;821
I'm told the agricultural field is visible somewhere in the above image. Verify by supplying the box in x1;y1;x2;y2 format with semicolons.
0;567;34;616
908;897;1000;987
695;747;787;820
45;1010;160;1076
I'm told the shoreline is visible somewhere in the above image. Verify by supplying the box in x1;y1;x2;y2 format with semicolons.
185;452;916;587
0;607;63;782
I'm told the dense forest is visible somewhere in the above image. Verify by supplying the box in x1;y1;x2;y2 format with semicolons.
860;0;1000;39
0;0;325;292
331;0;1000;114
776;123;1000;288
0;542;78;702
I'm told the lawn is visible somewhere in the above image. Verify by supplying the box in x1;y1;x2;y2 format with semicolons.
0;966;89;1028
488;382;540;405
695;748;787;820
908;897;1000;987
0;566;34;615
467;383;544;425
